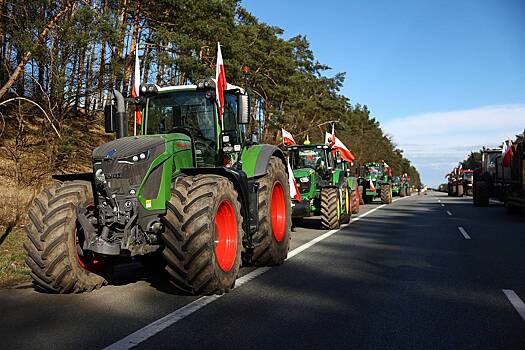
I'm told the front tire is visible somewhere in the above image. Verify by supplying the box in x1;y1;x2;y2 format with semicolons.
24;181;107;293
321;188;340;229
250;156;291;266
162;175;243;295
381;184;392;204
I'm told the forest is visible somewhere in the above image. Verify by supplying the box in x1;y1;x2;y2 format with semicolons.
0;0;421;284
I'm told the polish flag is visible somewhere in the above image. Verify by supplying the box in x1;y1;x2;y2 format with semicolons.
282;128;296;146
502;139;513;167
369;179;376;192
215;42;227;121
131;47;142;125
287;160;302;201
325;132;355;162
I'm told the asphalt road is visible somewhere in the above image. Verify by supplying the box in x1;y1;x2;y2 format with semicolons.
1;192;524;350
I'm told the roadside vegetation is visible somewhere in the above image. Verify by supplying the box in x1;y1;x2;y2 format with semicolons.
0;0;420;286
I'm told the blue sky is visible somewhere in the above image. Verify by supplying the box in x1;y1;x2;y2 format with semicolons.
242;0;525;186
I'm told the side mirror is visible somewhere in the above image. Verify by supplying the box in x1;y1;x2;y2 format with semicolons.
104;104;116;133
238;94;250;124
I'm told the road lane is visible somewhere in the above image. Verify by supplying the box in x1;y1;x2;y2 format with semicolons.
0;198;383;350
1;192;524;350
133;192;525;350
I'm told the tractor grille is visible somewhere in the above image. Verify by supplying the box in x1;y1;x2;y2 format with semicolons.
299;181;312;194
92;137;165;198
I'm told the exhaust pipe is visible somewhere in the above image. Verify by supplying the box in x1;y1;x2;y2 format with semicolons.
113;89;128;139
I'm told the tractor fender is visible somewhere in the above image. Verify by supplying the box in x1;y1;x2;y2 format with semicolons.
241;144;287;178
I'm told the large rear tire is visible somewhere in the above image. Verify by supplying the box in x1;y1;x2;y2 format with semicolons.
162;175;243;295
250;157;291;266
381;184;392;204
24;181;107;293
351;189;359;214
476;181;490;207
321;187;340;229
358;185;365;205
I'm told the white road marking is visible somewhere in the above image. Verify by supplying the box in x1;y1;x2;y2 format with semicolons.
490;199;504;205
502;289;525;322
446;210;452;216
440;203;445;207
458;226;470;240
103;198;406;350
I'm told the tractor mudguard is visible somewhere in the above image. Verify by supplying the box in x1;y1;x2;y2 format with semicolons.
180;167;256;245
241;144;287;178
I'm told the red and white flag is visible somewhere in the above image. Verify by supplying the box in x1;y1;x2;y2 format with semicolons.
215;42;227;121
131;47;142;126
325;132;356;162
369;179;376;192
287;161;301;201
502;139;513;167
282;128;296;146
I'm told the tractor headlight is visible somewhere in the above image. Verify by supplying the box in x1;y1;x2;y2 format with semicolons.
95;169;106;183
119;150;151;164
299;177;309;183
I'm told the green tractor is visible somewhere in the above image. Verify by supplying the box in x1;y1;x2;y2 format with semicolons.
24;80;292;295
288;143;357;229
359;162;393;204
392;174;411;197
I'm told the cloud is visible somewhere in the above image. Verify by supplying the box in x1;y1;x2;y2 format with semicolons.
382;104;525;186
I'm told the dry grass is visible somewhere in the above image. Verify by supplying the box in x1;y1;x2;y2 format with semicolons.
0;228;30;287
0;105;111;287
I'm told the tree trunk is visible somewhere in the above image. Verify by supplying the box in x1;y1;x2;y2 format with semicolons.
123;0;141;95
0;1;74;100
74;47;86;110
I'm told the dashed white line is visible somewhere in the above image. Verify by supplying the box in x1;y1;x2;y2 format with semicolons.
446;210;452;216
440;203;445;207
503;289;525;322
458;226;471;239
103;199;405;350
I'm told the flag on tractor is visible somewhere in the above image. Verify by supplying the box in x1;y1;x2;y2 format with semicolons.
281;128;296;146
215;42;227;121
502;139;513;167
287;160;301;201
369;179;376;192
131;47;142;125
324;132;356;162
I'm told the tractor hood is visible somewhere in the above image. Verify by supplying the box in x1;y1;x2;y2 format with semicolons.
93;136;166;161
293;168;315;179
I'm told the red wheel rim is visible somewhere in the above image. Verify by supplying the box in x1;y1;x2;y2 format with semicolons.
270;182;286;242
214;200;238;272
76;250;104;273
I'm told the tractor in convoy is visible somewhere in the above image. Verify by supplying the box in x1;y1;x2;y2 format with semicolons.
462;169;474;196
472;147;502;205
473;137;525;213
287;141;358;229
359;162;393;204
24;79;292;294
447;167;464;197
392;174;411;197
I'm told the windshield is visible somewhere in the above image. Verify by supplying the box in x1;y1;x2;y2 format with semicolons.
365;165;383;175
145;91;217;166
145;91;215;138
484;152;498;173
464;172;473;179
291;148;325;169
